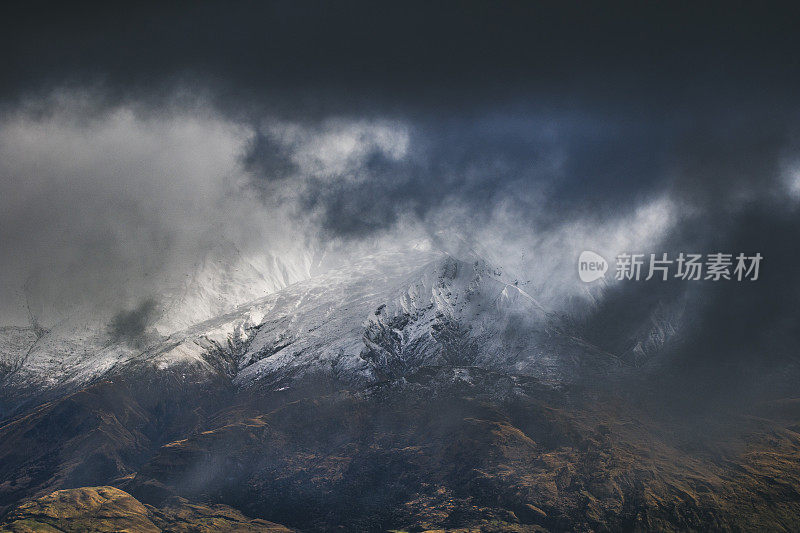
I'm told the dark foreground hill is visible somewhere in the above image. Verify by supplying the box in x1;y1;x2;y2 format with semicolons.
2;367;800;532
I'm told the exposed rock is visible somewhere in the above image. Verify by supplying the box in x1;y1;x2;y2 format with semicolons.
0;486;293;532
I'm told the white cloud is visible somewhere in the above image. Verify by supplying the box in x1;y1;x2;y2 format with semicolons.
0;97;311;327
265;118;410;180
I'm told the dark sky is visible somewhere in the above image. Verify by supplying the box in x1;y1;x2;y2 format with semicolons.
3;2;799;110
1;1;799;399
5;0;797;227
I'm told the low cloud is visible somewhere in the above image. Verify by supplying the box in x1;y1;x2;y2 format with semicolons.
108;298;158;348
0;97;308;328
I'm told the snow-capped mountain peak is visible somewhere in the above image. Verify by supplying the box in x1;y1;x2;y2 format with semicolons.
1;246;621;416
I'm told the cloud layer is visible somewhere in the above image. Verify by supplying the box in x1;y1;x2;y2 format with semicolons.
1;3;799;406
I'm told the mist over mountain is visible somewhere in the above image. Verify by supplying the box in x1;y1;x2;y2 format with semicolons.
1;2;800;531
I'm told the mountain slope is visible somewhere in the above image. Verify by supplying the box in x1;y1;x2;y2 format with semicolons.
2;249;800;531
2;248;619;418
0;486;294;532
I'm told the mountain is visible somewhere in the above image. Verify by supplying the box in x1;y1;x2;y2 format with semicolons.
1;247;618;418
3;368;800;532
153;239;318;336
2;247;800;531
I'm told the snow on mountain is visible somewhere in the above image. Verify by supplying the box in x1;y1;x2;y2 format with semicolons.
0;240;312;397
2;245;623;413
0;327;38;376
154;240;317;335
130;246;614;391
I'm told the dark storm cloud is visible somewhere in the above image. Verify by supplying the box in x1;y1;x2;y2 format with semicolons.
654;120;800;403
240;109;682;242
615;205;800;412
576;116;800;408
281;107;791;240
3;1;800;235
3;1;800;113
298;116;559;237
2;0;800;404
109;298;158;348
243;130;298;182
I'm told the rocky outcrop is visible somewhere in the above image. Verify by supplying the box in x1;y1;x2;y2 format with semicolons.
0;486;294;532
